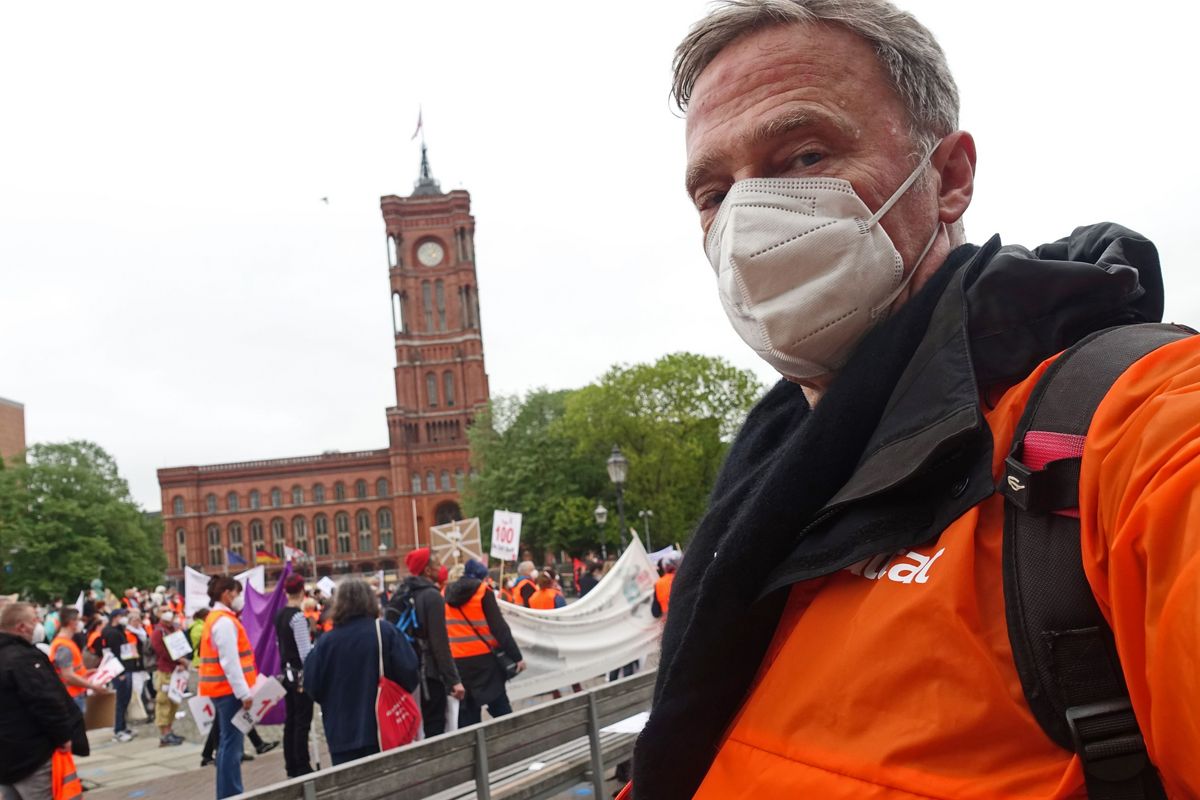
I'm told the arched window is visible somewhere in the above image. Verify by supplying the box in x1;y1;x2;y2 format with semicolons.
291;485;303;505
228;522;244;560
426;471;436;492
227;492;239;512
464;285;476;328
357;510;371;552
422;281;434;331
249;489;260;510
355;479;367;499
176;528;187;569
440;470;452;492
249;520;265;554
313;484;325;504
206;494;217;514
392;291;408;335
378;509;394;549
271;518;286;557
387;234;398;268
334;481;346;501
435;280;446;331
411;473;422;494
426;372;438;407
443;371;456;407
207;524;223;566
172;496;184;516
376;478;389;497
293;516;310;555
335;512;351;554
270;488;282;508
455;468;465;491
314;514;329;555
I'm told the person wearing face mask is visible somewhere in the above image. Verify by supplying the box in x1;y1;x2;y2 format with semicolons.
100;608;140;743
200;576;258;799
149;609;188;746
624;3;1200;800
0;602;85;800
50;608;110;713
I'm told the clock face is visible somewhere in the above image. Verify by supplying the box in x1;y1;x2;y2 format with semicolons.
417;241;445;267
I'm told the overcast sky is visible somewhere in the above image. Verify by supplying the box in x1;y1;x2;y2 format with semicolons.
2;1;1197;511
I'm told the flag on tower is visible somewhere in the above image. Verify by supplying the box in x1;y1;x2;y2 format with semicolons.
410;108;423;141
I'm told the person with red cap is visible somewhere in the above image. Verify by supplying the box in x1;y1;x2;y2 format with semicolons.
385;548;464;736
273;574;314;778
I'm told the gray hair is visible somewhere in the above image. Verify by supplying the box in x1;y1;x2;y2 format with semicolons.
331;578;380;627
672;0;959;151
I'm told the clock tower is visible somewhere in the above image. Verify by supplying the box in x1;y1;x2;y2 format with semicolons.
382;143;489;537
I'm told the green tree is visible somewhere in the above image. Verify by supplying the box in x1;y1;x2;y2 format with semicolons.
0;441;166;601
462;353;763;559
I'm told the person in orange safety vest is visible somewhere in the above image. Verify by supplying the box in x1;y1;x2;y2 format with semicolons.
48;608;109;712
526;570;566;610
200;575;258;799
651;553;680;619
622;3;1200;799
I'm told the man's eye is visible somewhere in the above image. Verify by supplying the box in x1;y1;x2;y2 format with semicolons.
697;190;727;211
795;152;823;167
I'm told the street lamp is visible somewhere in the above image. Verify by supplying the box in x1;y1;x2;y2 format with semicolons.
638;509;654;552
594;503;608;560
606;444;629;549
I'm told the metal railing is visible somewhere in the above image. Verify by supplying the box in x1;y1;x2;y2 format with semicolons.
237;670;654;800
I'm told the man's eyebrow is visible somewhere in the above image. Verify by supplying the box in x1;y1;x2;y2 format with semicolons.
685;108;852;198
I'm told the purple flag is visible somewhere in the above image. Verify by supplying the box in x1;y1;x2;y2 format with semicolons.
243;562;292;725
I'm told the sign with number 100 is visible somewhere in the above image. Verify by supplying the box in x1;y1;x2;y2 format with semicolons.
490;510;523;562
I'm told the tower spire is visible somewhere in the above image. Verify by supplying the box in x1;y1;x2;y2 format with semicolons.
413;135;442;196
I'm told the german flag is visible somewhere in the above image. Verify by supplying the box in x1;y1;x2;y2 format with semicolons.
255;549;282;565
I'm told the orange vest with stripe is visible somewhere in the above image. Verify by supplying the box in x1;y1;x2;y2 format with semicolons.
446;583;498;658
654;572;674;616
49;637;88;697
528;587;561;610
52;749;82;800
198;609;257;697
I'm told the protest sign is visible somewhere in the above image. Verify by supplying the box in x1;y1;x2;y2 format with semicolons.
167;666;190;704
164;630;191;661
316;576;337;597
490;510;522;562
90;652;125;687
188;695;217;737
430;517;483;566
232;675;286;734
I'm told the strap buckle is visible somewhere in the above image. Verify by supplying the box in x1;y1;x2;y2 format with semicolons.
1000;455;1081;514
1065;698;1149;783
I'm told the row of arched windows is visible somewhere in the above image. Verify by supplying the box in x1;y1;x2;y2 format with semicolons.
174;478;390;517
425;370;456;408
189;508;395;567
389;283;479;338
409;468;465;495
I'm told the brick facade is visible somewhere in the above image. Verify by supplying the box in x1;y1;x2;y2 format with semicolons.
158;148;488;580
0;397;25;465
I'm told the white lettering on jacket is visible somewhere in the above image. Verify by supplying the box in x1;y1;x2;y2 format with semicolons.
844;547;945;584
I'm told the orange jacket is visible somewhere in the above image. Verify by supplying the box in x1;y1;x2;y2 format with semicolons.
446;583;498;658
527;587;562;610
691;337;1200;799
198;609;258;698
49;638;88;698
654;573;674;616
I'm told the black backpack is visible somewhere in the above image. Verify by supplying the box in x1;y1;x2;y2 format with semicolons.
999;322;1194;799
385;582;423;643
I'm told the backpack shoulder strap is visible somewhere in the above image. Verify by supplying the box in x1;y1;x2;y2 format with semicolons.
999;322;1192;800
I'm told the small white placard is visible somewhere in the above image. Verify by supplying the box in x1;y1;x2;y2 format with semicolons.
231;675;286;734
316;576;337;597
90;652;125;687
164;630;192;661
188;695;216;736
490;510;523;562
167;666;190;704
600;711;650;735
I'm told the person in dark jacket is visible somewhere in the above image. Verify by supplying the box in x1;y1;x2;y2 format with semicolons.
577;561;602;597
305;578;418;765
0;602;84;797
273;574;313;778
443;560;525;727
385;548;463;737
100;607;140;742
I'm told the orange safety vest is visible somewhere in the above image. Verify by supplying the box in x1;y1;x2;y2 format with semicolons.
52;749;83;800
86;629;102;652
528;587;562;610
654;572;674;616
691;337;1200;798
198;609;258;697
49;637;88;697
446;583;498;658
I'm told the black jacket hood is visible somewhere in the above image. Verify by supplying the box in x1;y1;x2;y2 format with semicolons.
444;578;483;608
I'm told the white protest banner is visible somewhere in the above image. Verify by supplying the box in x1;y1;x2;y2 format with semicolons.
232;675;286;733
234;565;265;594
184;567;210;618
316;576;337;597
90;652;125;688
498;534;661;700
430;517;483;566
167;666;191;704
490;510;522;562
73;591;85;615
188;695;217;736
164;630;192;661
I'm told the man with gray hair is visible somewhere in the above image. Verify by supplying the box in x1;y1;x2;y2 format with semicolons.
629;1;1200;798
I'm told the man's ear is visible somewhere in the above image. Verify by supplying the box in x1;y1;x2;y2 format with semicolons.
934;130;975;226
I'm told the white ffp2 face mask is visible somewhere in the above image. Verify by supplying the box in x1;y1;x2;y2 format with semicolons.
705;151;941;380
231;594;245;613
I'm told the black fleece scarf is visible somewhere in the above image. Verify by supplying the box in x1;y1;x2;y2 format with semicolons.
631;223;1164;799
